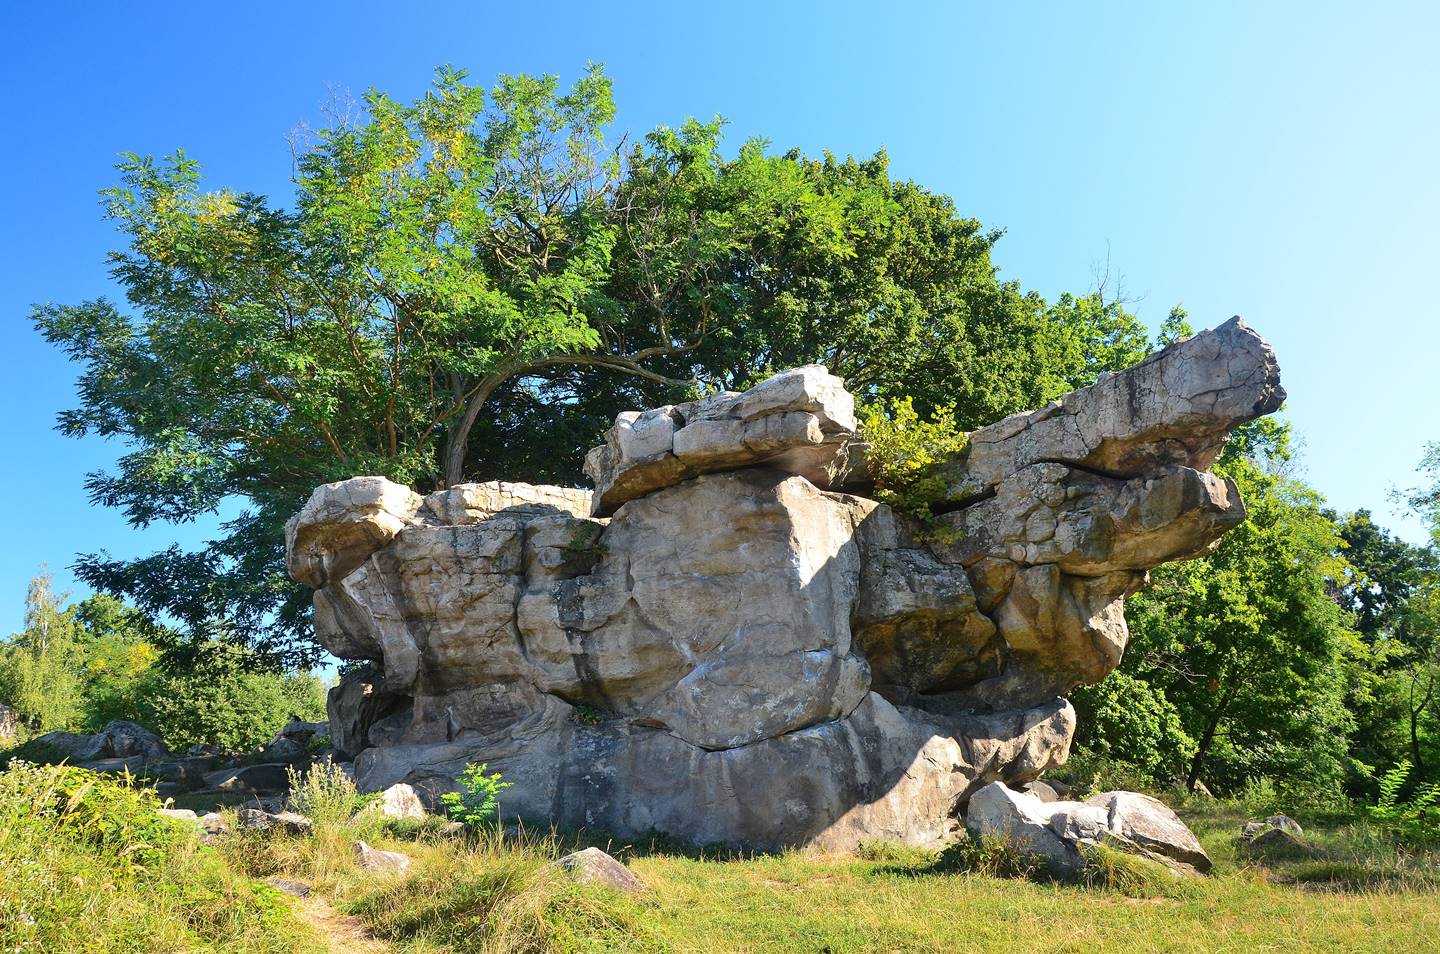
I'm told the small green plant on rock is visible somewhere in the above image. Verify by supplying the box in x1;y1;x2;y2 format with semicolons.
441;762;512;827
860;397;968;543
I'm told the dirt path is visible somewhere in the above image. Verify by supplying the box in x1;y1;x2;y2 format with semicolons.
290;893;392;954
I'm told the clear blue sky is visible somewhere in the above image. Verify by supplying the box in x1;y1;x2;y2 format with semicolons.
2;1;1437;631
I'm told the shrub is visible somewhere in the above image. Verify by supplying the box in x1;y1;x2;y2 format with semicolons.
860;397;968;542
286;761;375;829
136;652;325;752
1070;671;1196;782
0;761;314;952
442;762;513;827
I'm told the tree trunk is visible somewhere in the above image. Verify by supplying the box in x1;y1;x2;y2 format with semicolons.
1186;679;1238;792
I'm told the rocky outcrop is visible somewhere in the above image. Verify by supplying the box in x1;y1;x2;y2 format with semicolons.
289;318;1282;851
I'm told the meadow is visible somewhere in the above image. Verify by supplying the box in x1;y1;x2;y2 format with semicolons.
4;761;1438;954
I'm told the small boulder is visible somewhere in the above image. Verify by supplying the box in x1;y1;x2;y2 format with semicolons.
364;782;426;820
1241;814;1304;842
199;812;229;835
273;719;330;744
555;847;645;893
260;737;311;766
29;730;107;763
236;808;313;835
266;878;313;898
965;782;1082;875
965;782;1211;879
203;763;291;793
354;840;411;873
1085;791;1212;874
157;807;200;825
1241;815;1309;853
1021;779;1071;803
97;720;169;761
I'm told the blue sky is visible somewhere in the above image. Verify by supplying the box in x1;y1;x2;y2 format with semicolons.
2;1;1437;631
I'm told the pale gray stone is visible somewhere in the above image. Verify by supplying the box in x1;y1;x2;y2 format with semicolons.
968;782;1210;878
556;847;644;892
236;808;313;835
353;840;411;872
584;365;857;516
1086;790;1212;873
366;782;425;820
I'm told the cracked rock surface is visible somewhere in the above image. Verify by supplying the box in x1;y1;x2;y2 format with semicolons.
287;317;1281;850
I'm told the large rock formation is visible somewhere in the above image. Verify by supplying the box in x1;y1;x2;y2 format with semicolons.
288;317;1282;851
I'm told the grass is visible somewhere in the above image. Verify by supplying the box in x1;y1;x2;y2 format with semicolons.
0;761;321;953
4;758;1440;953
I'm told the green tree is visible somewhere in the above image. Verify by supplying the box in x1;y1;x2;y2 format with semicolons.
0;572;87;733
1070;671;1196;781
1331;511;1440;787
136;648;308;752
1121;420;1360;797
36;66;1151;662
1405;442;1440;546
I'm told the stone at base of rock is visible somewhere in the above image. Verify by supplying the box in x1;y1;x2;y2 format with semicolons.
203;763;292;793
237;807;313;835
266;878;312;897
556;847;644;892
354;840;411;872
965;782;1211;878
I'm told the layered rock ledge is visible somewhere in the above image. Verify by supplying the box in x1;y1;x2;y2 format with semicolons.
288;317;1282;851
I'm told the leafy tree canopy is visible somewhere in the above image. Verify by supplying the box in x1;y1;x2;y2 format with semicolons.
36;65;1151;662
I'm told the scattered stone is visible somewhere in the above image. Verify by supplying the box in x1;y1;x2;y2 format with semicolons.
364;782;425;820
965;782;1210;878
354;840;411;872
273;719;330;744
555;847;645;892
203;763;292;794
97;720;169;760
265;878;312;897
185;743;226;758
1241;814;1304;842
289;320;1283;851
199;812;229;835
236;808;313;835
261;737;311;766
157;807;200;825
1022;779;1070;803
1241;815;1309;852
1085;790;1212;874
30;720;169;766
438;821;466;837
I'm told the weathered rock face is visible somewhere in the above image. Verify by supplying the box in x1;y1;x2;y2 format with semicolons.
288;318;1282;851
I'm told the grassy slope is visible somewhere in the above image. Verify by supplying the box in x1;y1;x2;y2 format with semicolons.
6;762;1439;953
